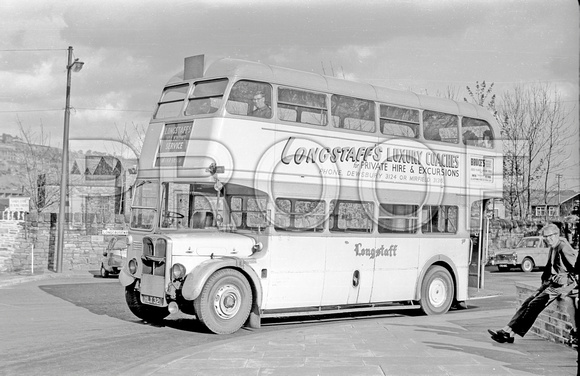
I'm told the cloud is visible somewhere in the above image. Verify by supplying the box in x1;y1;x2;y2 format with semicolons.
0;0;577;167
2;2;67;49
0;61;60;105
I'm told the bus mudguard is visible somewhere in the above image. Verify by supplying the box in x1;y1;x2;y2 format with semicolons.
182;257;263;307
414;254;459;301
119;268;136;287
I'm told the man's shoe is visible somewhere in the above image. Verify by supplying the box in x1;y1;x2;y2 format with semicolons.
488;329;514;343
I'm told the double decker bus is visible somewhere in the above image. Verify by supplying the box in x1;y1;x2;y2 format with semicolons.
120;55;502;334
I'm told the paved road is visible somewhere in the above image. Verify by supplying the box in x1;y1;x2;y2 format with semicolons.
0;274;259;375
0;268;575;375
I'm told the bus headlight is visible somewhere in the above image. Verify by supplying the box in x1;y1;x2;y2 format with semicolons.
128;258;138;274
171;263;186;280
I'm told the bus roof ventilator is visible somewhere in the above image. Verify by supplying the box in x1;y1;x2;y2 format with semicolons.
184;55;205;80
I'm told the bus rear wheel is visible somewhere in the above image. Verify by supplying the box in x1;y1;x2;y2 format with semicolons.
419;266;454;315
194;269;252;335
125;282;169;323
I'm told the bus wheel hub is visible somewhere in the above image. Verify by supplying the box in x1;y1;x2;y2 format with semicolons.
429;278;446;307
214;284;241;319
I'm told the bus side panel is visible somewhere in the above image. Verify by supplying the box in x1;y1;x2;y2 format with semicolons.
370;237;420;302
418;237;469;300
321;234;375;305
261;235;326;310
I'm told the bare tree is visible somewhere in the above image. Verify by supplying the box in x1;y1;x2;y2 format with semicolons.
433;85;462;101
464;81;497;116
540;89;573;219
114;122;146;158
501;115;527;219
498;83;571;219
16;119;63;213
420;85;462;101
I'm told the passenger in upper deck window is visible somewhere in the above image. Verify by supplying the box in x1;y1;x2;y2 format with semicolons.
424;127;442;141
462;130;479;146
481;129;493;148
250;91;272;118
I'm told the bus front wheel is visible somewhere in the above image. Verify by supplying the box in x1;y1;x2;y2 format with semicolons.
125;283;169;323
419;266;454;315
194;269;252;335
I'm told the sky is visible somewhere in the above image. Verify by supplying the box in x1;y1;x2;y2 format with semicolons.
1;0;579;190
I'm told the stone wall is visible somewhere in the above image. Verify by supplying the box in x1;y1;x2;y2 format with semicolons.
487;219;542;254
0;218;43;274
0;210;127;274
515;281;575;344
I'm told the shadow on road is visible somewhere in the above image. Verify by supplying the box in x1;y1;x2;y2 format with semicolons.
38;281;212;333
36;269;524;335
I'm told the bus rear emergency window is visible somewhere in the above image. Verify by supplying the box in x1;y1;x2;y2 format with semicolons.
155;84;189;119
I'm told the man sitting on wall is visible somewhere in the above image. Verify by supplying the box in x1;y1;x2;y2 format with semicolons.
488;223;578;343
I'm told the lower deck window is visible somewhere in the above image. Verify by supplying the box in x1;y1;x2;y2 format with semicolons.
378;204;418;233
275;198;325;231
422;205;458;233
329;200;373;232
231;196;269;230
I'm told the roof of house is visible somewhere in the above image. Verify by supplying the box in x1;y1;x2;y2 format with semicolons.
530;190;579;206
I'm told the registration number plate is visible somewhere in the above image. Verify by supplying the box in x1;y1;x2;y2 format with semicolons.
142;294;163;306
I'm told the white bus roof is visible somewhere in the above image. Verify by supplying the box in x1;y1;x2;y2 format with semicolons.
167;56;497;124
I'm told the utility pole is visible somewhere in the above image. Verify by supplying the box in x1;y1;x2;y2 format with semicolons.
56;46;83;273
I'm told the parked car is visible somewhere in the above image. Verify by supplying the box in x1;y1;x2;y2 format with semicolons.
100;236;127;278
488;236;550;272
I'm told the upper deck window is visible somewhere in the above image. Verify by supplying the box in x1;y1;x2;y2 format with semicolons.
380;105;419;138
423;110;458;144
277;87;327;126
461;117;494;148
185;79;228;116
154;84;188;119
226;80;273;119
331;95;375;133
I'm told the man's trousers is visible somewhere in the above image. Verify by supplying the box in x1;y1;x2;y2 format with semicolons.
508;282;575;337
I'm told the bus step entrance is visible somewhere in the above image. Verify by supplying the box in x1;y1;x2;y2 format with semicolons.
467;287;502;300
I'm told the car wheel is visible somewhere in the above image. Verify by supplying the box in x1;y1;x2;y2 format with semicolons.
100;264;109;278
521;258;535;273
419;266;454;315
194;269;252;334
125;282;169;323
